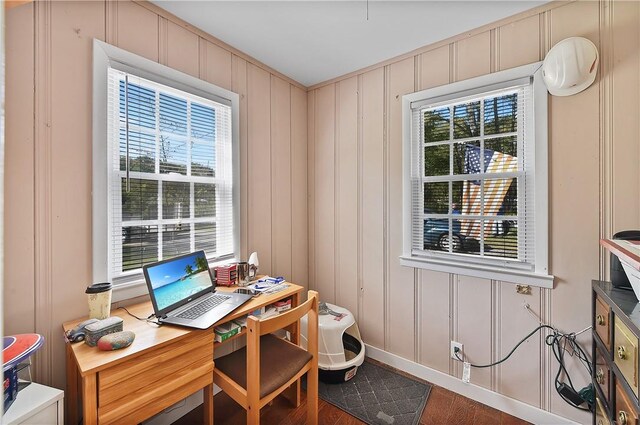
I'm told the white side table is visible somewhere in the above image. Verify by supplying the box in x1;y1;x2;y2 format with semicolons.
2;383;64;425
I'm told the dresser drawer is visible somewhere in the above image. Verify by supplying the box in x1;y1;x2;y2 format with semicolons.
615;316;639;395
595;346;610;401
595;295;611;349
596;394;611;425
616;381;639;425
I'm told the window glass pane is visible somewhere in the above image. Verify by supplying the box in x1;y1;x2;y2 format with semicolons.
194;183;216;218
484;220;518;259
451;181;464;214
122;225;158;271
452;141;481;175
484;137;518;173
159;134;188;175
424;144;449;176
484;93;517;136
121;178;158;221
163;181;190;219
424;217;470;253
120;81;155;130
453;101;480;139
191;103;215;140
195;222;216;254
424;107;450;143
485;137;517;160
191;103;216;177
159;93;187;135
424;182;448;214
458;219;482;255
162;223;191;258
483;178;517;216
120;129;155;173
191;140;215;177
459;180;481;216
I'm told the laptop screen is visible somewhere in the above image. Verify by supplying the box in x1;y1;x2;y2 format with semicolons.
143;250;215;314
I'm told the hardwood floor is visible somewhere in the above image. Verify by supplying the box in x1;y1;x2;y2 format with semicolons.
173;362;530;425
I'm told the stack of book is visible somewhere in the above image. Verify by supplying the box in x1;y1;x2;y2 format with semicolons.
215;264;237;286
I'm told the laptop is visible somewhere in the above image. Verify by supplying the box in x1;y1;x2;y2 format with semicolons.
143;250;253;329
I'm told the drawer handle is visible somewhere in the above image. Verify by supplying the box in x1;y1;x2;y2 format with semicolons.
619;410;628;425
596;314;606;326
618;345;627;360
596;368;605;384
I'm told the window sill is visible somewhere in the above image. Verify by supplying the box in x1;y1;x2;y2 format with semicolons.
111;256;240;303
112;278;148;303
399;255;554;288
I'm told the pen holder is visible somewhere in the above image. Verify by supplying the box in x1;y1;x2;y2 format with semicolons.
237;262;251;287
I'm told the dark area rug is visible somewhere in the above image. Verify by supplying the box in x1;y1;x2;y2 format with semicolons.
305;360;431;425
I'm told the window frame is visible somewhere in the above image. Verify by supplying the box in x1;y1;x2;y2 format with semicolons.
401;62;553;288
93;40;241;301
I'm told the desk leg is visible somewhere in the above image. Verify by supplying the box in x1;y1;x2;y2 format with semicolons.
66;344;79;425
283;292;301;407
81;374;98;425
203;383;213;425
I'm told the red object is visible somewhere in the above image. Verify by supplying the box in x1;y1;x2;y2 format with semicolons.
3;334;44;371
97;331;135;351
215;264;237;286
274;299;292;312
3;334;44;412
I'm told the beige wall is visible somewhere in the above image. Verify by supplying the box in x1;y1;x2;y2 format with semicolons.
4;0;308;391
5;0;640;422
307;0;639;422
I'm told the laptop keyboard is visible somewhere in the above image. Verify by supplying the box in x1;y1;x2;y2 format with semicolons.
176;294;230;320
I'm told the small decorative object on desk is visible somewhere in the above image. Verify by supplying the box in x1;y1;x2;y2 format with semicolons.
248;251;259;277
97;331;135;351
3;334;44;411
215;264;237;286
84;316;124;347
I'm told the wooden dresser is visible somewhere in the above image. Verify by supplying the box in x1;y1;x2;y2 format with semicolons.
593;280;640;425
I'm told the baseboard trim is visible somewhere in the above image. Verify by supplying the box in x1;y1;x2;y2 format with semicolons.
365;344;579;425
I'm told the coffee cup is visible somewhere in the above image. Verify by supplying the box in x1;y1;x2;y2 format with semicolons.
86;282;113;320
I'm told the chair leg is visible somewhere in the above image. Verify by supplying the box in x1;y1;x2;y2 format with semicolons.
307;367;319;425
247;404;260;425
283;380;301;407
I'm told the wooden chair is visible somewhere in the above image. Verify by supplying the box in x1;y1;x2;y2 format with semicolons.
213;290;319;425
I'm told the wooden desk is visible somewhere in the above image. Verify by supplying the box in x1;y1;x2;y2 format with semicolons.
64;283;304;425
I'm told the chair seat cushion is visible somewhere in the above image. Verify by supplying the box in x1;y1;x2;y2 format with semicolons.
215;334;312;398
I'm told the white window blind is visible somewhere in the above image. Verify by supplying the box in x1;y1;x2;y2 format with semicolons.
410;82;535;270
401;62;551;287
106;68;235;284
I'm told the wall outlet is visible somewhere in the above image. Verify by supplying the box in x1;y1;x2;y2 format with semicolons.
450;341;463;359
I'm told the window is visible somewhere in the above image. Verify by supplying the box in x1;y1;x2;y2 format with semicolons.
93;41;239;300
401;62;552;287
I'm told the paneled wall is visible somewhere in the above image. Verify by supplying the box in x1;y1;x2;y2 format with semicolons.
4;0;308;391
307;1;640;422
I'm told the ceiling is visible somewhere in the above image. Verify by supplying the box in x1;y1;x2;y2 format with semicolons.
152;1;549;87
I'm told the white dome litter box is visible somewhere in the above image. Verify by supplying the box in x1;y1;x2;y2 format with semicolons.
301;302;365;383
